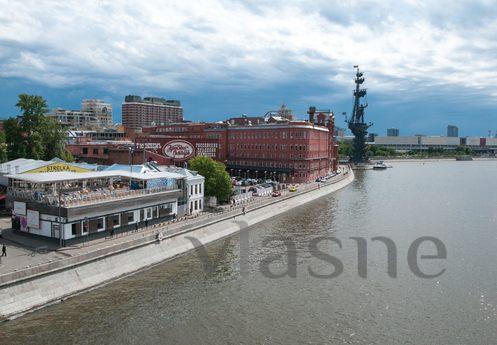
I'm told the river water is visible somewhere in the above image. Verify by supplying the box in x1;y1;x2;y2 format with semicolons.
2;160;497;345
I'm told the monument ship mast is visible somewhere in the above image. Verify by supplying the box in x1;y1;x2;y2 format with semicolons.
347;65;372;164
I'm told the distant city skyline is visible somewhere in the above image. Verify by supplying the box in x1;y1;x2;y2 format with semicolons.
0;1;496;136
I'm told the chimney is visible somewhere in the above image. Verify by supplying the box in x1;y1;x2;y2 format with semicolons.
307;106;316;123
14;166;19;174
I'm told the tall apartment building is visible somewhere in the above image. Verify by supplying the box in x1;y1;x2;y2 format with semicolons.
122;95;183;129
48;99;113;130
447;125;459;137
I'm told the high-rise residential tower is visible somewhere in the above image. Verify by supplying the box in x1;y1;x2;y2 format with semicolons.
122;95;183;129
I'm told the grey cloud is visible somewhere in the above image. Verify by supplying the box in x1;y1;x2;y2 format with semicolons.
0;0;496;103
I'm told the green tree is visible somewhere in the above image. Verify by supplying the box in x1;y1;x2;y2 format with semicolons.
60;149;75;162
5;94;69;161
338;141;352;157
3;117;25;160
189;156;232;203
0;132;8;163
41;117;67;160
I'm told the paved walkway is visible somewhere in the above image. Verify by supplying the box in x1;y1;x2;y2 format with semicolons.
0;166;351;277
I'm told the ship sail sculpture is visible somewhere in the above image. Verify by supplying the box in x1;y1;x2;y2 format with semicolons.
347;66;372;164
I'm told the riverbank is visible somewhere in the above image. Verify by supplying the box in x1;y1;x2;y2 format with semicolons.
370;157;496;162
0;166;354;320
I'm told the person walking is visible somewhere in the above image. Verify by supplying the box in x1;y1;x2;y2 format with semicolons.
135;222;139;232
242;206;246;215
1;243;6;257
145;219;149;228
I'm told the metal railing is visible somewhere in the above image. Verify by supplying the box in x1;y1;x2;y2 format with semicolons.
8;184;179;207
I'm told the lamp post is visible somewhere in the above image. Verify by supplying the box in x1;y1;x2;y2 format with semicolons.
128;147;134;190
58;184;63;247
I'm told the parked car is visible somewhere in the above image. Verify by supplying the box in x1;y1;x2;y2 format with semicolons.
272;191;281;197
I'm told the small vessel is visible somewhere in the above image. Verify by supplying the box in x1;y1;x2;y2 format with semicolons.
373;161;388;170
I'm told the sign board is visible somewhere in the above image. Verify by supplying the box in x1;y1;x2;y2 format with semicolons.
163;140;195;160
27;209;40;229
23;163;91;173
136;142;161;151
13;201;26;216
196;142;218;158
147;178;173;189
20;216;28;232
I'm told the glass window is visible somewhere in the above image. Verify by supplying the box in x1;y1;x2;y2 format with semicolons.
126;212;134;223
97;218;104;230
71;222;79;236
111;214;120;227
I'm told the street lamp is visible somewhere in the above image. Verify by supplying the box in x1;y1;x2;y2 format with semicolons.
58;184;63;247
128;147;134;190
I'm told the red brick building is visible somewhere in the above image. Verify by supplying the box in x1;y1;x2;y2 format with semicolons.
70;107;339;183
67;138;171;166
132;110;338;183
122;95;183;129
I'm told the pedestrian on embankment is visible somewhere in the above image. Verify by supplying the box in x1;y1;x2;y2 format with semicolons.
2;243;6;257
135;222;139;232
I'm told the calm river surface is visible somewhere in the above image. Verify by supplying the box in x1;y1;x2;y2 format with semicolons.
2;160;497;345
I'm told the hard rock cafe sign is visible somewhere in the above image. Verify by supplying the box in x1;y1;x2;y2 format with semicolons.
163;140;195;160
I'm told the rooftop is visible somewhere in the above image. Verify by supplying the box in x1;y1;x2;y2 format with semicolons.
6;169;184;184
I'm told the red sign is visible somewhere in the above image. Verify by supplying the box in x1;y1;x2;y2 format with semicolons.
163;140;195;159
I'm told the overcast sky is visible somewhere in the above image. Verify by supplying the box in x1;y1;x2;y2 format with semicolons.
0;0;496;136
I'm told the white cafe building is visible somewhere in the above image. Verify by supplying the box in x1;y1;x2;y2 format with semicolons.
6;169;187;245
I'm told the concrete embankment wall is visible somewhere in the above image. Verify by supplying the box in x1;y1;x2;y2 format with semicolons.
0;172;354;320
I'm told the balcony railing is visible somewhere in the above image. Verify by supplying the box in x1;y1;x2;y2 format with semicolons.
8;185;179;208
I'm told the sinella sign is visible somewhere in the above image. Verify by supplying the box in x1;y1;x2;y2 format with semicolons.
163;140;195;159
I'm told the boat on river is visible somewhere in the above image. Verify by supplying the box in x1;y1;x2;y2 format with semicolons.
373;161;388;170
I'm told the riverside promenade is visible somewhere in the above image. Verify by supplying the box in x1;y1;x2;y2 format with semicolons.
0;166;353;319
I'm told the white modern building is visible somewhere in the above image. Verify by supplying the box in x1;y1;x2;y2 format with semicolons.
373;135;497;152
6;169;185;244
158;166;205;215
81;99;113;127
48;99;113;130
